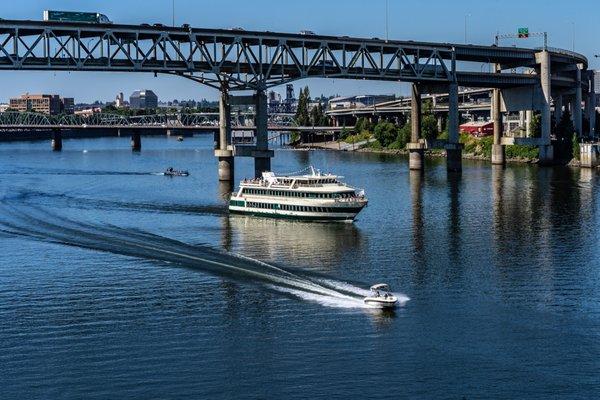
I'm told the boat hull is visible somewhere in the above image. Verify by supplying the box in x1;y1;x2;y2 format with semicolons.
229;207;361;221
364;297;398;308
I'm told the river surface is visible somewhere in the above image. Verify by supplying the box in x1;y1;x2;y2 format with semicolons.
1;135;599;399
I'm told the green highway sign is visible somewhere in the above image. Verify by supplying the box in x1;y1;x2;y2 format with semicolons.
518;28;529;38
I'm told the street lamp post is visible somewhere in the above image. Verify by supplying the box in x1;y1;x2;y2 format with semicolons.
464;14;471;44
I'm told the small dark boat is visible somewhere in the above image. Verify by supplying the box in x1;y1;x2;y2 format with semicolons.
164;167;189;177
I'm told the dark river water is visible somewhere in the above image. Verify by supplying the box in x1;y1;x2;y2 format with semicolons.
1;135;599;399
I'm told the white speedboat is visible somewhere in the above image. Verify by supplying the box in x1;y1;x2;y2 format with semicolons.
229;166;367;221
164;167;189;177
364;284;398;308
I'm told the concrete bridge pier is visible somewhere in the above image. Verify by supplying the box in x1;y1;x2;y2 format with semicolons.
446;82;462;172
216;88;234;181
254;89;272;178
526;110;533;137
437;114;444;134
491;87;505;165
554;95;563;126
537;51;554;164
408;83;425;170
51;128;62;151
131;130;141;151
571;65;583;137
588;71;597;138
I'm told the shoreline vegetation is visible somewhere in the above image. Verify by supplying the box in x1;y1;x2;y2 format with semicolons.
294;112;584;166
296;132;543;164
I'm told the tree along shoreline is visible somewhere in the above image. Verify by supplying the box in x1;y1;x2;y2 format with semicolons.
319;112;583;166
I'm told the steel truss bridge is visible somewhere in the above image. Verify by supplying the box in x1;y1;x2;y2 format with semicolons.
0;111;341;132
0;111;300;130
0;19;587;90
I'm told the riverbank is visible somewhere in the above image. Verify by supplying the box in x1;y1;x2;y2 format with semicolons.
296;140;544;164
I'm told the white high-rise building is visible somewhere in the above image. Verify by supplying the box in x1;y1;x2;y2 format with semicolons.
115;92;125;108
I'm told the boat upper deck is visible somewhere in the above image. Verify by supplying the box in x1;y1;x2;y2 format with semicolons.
239;170;356;193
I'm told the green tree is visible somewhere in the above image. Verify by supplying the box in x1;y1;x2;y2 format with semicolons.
422;114;438;141
373;121;397;147
555;110;575;160
396;123;412;148
355;117;372;134
294;86;311;126
339;126;349;140
309;102;329;126
529;113;542;138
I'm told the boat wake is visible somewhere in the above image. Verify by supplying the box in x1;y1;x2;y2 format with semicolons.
0;167;164;176
0;206;409;311
4;189;227;216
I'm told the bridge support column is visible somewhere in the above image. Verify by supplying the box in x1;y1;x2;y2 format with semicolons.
216;88;234;181
588;71;597;138
446;82;462;172
254;89;272;178
526;110;533;137
408;83;424;170
537;51;553;165
131;131;141;151
491;87;505;165
519;111;526;131
572;65;583;138
51;128;62;151
554;95;563;126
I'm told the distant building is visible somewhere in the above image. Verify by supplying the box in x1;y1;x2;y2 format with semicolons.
328;94;395;110
0;103;9;112
9;94;74;115
74;107;102;116
61;97;75;114
129;90;158;109
267;84;297;113
594;70;600;109
285;84;294;101
115;92;126;108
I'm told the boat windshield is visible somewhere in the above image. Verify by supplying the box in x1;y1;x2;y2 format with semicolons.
370;283;390;291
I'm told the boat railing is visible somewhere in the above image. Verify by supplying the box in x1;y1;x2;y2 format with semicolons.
292;182;348;188
334;194;367;203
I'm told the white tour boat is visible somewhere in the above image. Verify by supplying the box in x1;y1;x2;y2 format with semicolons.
229;166;368;221
363;284;398;308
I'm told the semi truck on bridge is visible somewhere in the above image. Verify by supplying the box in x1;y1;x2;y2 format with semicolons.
43;10;112;24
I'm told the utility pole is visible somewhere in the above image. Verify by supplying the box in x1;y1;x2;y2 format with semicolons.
385;0;389;42
464;14;471;44
172;0;175;26
571;21;575;52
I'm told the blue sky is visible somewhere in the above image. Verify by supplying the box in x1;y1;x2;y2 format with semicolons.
1;0;598;103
